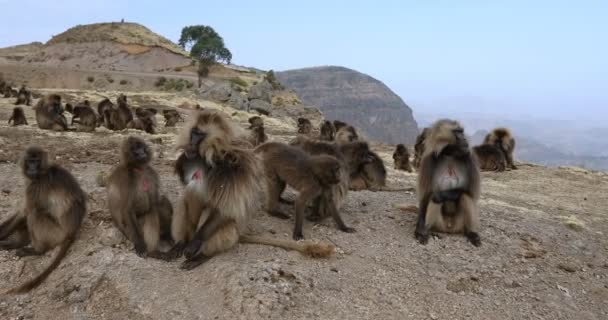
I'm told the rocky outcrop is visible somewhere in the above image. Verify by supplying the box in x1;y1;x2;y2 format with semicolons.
277;66;419;144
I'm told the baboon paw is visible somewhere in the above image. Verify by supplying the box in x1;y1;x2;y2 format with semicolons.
135;243;148;258
183;240;202;259
415;232;429;245
466;233;482;247
292;233;304;241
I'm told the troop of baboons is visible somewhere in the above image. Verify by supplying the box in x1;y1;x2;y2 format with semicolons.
0;89;519;293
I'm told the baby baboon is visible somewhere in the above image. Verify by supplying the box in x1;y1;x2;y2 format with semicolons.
484;128;517;170
393;144;413;172
415;119;481;246
34;94;68;131
15;85;32;106
256;142;353;240
106;137;173;257
168;110;332;269
319;120;336;141
248;116;264;129
413;128;429;169
71;103;97;132
297;117;313;135
473;145;506;172
8;107;28;126
349;150;387;190
0;147;86;294
115;94;133;130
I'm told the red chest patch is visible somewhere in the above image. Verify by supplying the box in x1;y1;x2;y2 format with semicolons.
192;169;202;181
134;168;151;192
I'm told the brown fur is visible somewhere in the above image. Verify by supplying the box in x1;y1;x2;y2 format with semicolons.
393;144;413;172
106;137;173;257
413;128;429;169
297;117;313;135
33;94;68;131
163;109;182;127
248;125;268;147
255;142;353;239
0;147;86;294
415;119;481;246
248;116;264;129
167;110;331;269
472;144;506;172
15;86;32;106
97;98;113;127
127;110;156;134
71;103;97;132
335;125;359;143
8;107;28;126
319;120;336;141
484;128;517;170
333;120;348;131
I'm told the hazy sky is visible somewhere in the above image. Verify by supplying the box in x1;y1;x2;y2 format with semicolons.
1;0;606;124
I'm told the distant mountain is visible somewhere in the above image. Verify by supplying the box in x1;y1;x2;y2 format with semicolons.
277;66;419;144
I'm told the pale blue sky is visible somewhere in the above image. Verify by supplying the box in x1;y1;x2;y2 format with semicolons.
1;0;606;124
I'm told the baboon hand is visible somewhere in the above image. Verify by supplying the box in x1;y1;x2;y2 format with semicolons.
135;242;147;258
183;239;202;259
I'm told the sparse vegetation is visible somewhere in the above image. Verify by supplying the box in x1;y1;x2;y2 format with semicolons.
154;77;193;91
154;76;167;87
119;79;128;85
174;66;183;72
87;76;95;83
265;70;284;90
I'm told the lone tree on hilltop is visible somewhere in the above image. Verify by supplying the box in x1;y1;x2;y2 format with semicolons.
178;25;232;88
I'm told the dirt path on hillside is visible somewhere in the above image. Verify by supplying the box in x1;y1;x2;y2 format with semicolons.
0;95;607;320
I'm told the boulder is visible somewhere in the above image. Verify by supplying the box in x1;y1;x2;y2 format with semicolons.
248;80;273;103
249;99;272;115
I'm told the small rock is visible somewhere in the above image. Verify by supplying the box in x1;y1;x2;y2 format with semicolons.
558;263;578;273
99;227;124;247
330;267;338;273
557;284;571;297
1;189;10;194
429;312;438;320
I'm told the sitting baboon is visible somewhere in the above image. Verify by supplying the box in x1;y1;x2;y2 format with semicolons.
34;94;68;131
127;111;156;134
319;120;336;141
335;124;359;143
473;144;507;172
413;128;429;169
8;107;28;126
297;117;313;135
393;144;413;172
484;128;517;170
71;103;97;132
163;109;183;127
15;85;32;106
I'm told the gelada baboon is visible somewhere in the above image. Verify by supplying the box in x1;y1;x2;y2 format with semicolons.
114;94;133;130
393;144;413;172
71;102;97;132
249;124;268;147
256;142;354;240
167;110;333;270
8;107;28;126
163;109;182;127
484;128;517;170
15;85;32;106
289;137;374;222
0;147;86;294
248;116;264;129
335;124;359;144
97;98;113;126
415;119;481;246
127;110;156;134
297;117;312;135
333;120;348;132
34;94;68;131
472;144;506;172
106;137;173;257
413;128;429;169
319;120;336;141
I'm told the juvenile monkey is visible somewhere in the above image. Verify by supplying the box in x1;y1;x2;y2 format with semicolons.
248;124;268;147
106;137;173;256
255;142;354;239
97;98;113;126
168;110;333;269
34;94;68;131
248;116;264;129
319;120;336;141
14;85;32;106
127;110;156;134
484;128;517;170
114;94;133;130
415;119;481;246
393;144;413;172
0;147;86;294
163;110;182;127
472;144;506;172
8;107;28;126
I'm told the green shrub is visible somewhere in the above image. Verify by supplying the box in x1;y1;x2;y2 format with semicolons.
229;77;248;87
174;66;183;72
119;79;128;85
155;76;167;87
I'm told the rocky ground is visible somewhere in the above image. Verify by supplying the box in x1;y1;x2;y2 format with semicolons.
0;93;607;320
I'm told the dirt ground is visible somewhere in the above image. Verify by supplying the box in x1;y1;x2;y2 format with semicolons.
0;93;607;320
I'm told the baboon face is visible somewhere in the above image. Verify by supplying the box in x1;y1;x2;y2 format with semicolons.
428;120;468;154
22;147;48;179
186;127;207;159
124;137;151;164
396;144;406;154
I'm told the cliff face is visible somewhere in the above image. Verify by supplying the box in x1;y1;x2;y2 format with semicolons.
277;66;418;144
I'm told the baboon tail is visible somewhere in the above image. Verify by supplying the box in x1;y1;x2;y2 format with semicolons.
239;234;335;258
5;235;76;295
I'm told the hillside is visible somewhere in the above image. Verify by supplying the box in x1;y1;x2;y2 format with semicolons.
277;66;419;144
1;90;607;319
0;22;191;73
